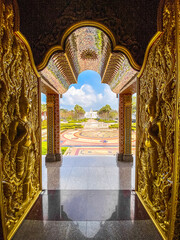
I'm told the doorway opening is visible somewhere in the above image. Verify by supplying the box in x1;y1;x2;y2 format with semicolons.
60;70;118;156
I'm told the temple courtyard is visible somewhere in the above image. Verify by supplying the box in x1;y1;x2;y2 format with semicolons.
42;120;136;156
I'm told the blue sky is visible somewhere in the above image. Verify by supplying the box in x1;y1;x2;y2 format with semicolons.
41;70;118;111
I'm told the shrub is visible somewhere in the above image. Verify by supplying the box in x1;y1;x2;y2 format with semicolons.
60;123;83;130
109;124;119;128
98;119;116;123
68;118;88;123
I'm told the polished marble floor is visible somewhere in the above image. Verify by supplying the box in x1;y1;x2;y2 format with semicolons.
13;156;162;240
42;156;135;190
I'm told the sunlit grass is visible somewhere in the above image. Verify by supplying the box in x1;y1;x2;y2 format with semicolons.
42;141;68;155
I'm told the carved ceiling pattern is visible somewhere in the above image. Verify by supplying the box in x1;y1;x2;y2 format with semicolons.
40;27;137;94
40;53;76;94
106;54;138;93
17;0;160;66
65;27;111;78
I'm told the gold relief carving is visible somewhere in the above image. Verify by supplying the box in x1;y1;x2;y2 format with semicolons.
0;0;41;239
168;0;180;239
137;0;176;238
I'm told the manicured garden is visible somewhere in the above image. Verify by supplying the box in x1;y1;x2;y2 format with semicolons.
108;122;136;130
97;119;116;123
41;120;84;131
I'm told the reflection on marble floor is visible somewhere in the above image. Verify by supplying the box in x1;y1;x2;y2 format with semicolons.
25;190;149;221
42;156;135;190
13;156;162;240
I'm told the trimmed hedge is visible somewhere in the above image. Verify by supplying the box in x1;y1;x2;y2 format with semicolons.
68;118;88;123
41;121;84;131
109;124;119;128
109;123;136;130
97;119;116;123
61;123;83;130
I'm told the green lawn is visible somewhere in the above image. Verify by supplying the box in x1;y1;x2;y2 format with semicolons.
42;142;47;155
41;120;84;131
42;142;68;155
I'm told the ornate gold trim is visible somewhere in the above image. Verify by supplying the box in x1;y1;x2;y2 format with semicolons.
113;45;141;71
37;46;63;71
37;21;140;72
136;192;167;240
137;31;163;78
61;21;116;49
8;191;41;240
14;31;40;78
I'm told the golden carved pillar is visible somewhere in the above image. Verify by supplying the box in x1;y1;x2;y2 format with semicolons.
117;94;133;161
46;94;61;162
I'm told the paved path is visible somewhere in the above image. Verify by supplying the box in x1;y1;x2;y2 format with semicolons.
42;120;136;156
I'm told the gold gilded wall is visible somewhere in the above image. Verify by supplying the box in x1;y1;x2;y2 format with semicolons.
0;0;41;239
137;0;176;238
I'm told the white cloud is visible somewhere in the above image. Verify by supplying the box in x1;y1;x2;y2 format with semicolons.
60;84;118;111
61;84;97;109
101;85;118;109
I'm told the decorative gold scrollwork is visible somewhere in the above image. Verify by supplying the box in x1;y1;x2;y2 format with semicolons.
137;0;176;237
0;0;41;238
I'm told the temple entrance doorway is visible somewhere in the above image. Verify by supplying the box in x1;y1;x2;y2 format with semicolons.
60;70;119;156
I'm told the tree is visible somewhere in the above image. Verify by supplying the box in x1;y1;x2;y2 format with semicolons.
98;104;112;119
60;109;75;120
74;104;85;119
109;110;118;120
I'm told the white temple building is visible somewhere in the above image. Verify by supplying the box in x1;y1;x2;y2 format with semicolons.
85;108;98;119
